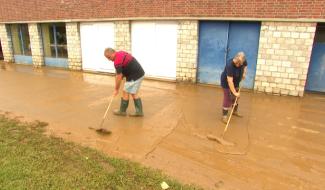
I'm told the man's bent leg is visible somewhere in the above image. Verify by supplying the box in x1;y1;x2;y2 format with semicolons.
130;93;143;117
113;91;129;116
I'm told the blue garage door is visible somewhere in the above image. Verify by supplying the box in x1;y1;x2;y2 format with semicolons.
197;22;229;86
197;21;261;89
305;24;325;93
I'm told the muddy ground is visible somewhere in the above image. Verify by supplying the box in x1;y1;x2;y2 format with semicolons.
0;62;324;190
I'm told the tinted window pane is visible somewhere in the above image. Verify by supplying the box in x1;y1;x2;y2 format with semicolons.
57;46;68;58
42;23;55;57
20;24;31;56
315;24;325;44
41;23;67;58
55;24;67;45
10;24;31;56
0;41;3;60
10;25;23;55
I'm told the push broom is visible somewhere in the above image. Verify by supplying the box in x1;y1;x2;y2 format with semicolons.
89;95;114;135
207;86;242;146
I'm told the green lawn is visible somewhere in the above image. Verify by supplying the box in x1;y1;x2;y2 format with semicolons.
0;114;201;190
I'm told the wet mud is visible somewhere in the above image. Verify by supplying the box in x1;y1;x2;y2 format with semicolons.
1;62;325;190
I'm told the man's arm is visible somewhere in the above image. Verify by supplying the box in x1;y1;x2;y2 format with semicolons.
242;66;247;80
114;73;123;96
227;76;240;97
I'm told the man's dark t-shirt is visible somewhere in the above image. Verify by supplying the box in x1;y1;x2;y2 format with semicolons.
113;51;145;81
221;59;247;89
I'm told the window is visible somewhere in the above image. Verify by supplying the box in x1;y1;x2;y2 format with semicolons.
314;23;325;44
0;40;3;60
10;24;31;56
41;23;68;58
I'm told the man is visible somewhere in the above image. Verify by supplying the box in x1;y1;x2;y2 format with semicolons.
220;52;247;123
104;48;145;117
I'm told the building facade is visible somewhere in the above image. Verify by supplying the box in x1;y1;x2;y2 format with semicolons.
0;0;325;96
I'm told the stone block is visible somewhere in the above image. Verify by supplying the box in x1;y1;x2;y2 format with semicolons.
299;33;310;39
262;82;269;87
289;90;299;96
273;32;281;37
272;88;281;94
288;73;299;79
280;89;289;95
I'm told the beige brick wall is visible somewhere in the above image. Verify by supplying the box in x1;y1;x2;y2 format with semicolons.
255;22;316;96
114;21;131;52
176;21;198;82
0;24;14;62
66;22;82;70
28;23;44;67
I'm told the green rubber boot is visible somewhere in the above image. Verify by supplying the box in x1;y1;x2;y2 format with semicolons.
233;104;243;117
129;98;144;117
113;98;129;116
221;109;228;124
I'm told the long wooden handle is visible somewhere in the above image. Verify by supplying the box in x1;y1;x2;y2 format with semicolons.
102;96;114;119
222;96;239;136
222;85;242;136
98;95;114;128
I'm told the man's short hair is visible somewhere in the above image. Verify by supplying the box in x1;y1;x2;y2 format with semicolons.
104;48;115;55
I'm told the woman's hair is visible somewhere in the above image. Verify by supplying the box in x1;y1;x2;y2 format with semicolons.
234;52;246;63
